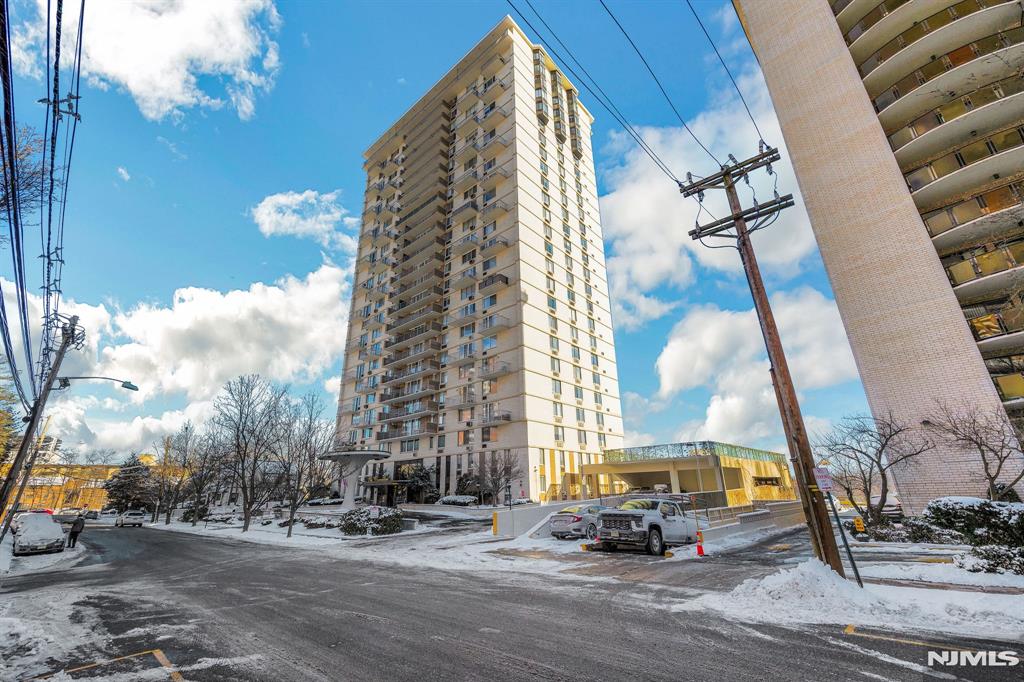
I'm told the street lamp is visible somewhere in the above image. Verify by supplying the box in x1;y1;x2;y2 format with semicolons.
57;376;139;391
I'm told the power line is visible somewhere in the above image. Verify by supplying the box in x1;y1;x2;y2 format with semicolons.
598;0;720;166
506;0;681;183
0;0;37;402
684;0;766;145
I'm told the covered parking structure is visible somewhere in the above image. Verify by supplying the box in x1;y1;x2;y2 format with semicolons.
581;441;795;508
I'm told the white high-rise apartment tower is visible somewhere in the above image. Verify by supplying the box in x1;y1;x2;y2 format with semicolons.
334;16;624;504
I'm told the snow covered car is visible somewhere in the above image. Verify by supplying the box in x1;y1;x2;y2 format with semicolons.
596;499;703;555
549;504;608;539
115;510;147;527
12;513;66;556
869;495;903;519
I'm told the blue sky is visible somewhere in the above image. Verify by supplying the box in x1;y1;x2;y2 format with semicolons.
4;0;868;456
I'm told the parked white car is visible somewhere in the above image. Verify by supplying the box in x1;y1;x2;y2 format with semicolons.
12;513;66;556
115;510;147;527
597;499;704;555
549;504;609;539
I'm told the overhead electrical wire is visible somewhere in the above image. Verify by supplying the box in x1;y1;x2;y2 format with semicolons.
683;0;767;146
0;0;37;404
598;0;720;166
506;0;682;183
511;0;722;229
48;0;84;367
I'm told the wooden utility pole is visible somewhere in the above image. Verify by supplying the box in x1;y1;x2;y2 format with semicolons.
0;316;81;543
680;148;845;575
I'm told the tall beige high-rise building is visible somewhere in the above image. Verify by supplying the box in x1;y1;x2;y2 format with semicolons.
735;0;1024;510
334;16;624;504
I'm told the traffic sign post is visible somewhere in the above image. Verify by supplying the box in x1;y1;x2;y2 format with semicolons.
816;472;863;588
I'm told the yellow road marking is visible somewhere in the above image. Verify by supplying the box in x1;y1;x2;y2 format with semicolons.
767;543;792;551
843;624;974;652
152;648;185;681
916;556;953;563
34;648;184;680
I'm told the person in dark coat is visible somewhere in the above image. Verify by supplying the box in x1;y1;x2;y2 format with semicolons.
68;514;85;548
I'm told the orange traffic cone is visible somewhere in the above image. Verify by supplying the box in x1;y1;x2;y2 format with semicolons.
696;531;705;557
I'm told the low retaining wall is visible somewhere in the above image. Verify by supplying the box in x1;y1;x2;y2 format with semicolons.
398;503;497;519
702;501;805;543
492;497;806;539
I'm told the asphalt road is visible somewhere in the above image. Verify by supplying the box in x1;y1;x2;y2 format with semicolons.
2;525;1020;681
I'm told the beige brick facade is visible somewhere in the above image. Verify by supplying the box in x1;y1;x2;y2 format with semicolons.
735;0;1024;511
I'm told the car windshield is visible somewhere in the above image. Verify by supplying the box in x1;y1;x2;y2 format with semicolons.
617;500;658;511
558;506;582;513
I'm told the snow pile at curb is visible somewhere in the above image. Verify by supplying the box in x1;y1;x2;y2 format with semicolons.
677;559;1024;641
860;561;1024;589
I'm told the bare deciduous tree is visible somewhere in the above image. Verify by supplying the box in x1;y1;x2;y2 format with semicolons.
274;392;335;537
817;413;933;525
478;449;524;506
927;402;1024;501
182;427;222;526
213;374;288;531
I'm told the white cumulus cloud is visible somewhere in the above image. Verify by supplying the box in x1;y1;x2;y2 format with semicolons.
13;0;281;121
251;189;360;252
655;287;858;445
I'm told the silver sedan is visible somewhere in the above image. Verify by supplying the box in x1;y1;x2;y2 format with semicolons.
549;504;609;540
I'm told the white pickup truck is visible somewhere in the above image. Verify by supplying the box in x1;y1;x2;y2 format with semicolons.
596;498;703;555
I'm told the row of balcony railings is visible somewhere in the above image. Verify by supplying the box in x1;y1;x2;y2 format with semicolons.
888;72;1024;151
450;132;511;160
873;24;1024;112
386;303;445;333
379;401;440;423
923;180;1023;237
380;381;442;403
395;269;445;297
843;0;912;45
384;341;442;367
944;237;1024;286
455;70;511;108
904;125;1024;192
382;361;442;385
965;299;1024;341
376;421;441;441
384;322;444;350
858;0;1015;78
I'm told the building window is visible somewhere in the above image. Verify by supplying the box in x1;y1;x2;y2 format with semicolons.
553;401;563;417
483;334;497;351
552;378;562;395
549;335;559;352
578;430;587;445
554;425;564;442
481;427;494;443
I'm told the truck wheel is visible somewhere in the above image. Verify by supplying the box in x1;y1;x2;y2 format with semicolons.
646;528;664;556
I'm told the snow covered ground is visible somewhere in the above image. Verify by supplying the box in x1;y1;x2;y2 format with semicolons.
0;535;87;577
676;558;1024;642
150;520;590;575
0;585;102;680
859;560;1024;589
